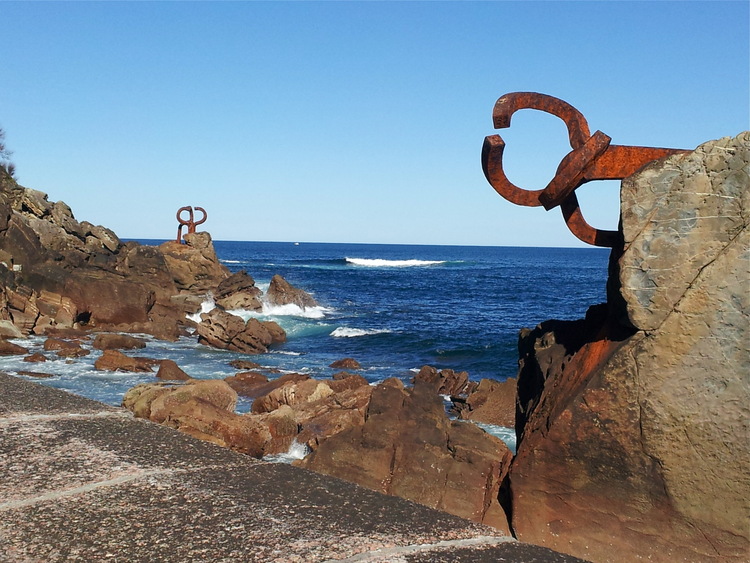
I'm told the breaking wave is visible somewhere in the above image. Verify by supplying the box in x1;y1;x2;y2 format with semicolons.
330;327;392;338
345;257;445;268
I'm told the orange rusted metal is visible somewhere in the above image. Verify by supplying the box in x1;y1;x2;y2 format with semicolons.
482;92;690;247
176;206;207;243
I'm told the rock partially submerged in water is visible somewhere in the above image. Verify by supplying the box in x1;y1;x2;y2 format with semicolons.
195;308;286;354
266;274;318;309
213;270;263;311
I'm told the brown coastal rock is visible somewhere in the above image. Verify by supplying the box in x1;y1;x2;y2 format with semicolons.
0;339;28;355
412;365;469;396
266;274;318;309
159;232;229;293
329;357;361;370
23;352;48;363
92;333;147;351
156;359;191;381
509;134;750;562
452;378;517;428
223;371;269;397
214;270;262;311
195;308;286;354
297;379;512;532
94;349;158;373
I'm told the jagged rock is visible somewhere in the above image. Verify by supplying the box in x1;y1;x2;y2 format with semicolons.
329;357;361;370
266;274;318;309
122;379;297;457
196;308;286;354
92;333;147;351
94;349;158;373
0;319;23;339
412;365;469;396
224;371;269;397
252;379;335;414
451;378;517;428
214;270;263;311
228;359;262;370
156;359;191;381
159;233;229;293
297;379;512;532
0;339;28;355
510;134;750;562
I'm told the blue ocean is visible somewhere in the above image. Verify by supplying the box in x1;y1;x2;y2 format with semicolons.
0;242;610;417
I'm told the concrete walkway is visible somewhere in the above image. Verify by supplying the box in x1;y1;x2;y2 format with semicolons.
0;372;587;562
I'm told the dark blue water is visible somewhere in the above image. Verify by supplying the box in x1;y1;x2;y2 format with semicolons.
0;242;610;409
211;241;609;382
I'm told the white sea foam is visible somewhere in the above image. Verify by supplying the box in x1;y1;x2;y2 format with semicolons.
220;259;243;264
345;257;445;268
263;440;311;463
330;327;391;338
186;295;216;323
228;302;330;321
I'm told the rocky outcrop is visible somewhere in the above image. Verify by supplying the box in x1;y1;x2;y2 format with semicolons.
92;333;147;351
452;377;517;428
297;379;513;533
509;133;749;562
123;379;298;457
0;168;224;339
213;270;263;311
329;357;361;370
266;274;318;308
94;349;158;373
412;365;469;396
195;308;286;354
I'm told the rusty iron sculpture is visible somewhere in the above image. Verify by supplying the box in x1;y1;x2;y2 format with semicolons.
482;92;689;247
176;206;207;243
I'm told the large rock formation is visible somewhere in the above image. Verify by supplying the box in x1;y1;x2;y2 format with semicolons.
297;379;513;533
0;168;228;339
510;133;749;562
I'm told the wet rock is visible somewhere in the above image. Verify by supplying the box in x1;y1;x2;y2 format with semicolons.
452;378;517;428
329;357;361;370
94;349;158;373
156;359;191;381
159;233;229;293
196;308;286;354
266;274;318;309
252;379;335;414
214;270;263;311
228;359;262;370
23;352;48;363
92;333;147;351
224;371;269;397
17;370;54;378
0;339;29;355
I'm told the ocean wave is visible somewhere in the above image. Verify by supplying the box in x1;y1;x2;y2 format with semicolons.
330;327;392;338
219;259;244;264
345;257;445;268
186;296;216;323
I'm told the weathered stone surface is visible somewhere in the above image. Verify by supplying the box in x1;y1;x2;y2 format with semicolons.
223;371;269;397
196;308;286;354
297;379;513;533
122;379;297;457
92;333;147;351
156;359;191;381
159;234;229;293
510;134;750;562
214;270;262;311
23;352;48;363
412;365;469;396
266;274;318;309
452;378;517;428
251;378;334;414
94;349;158;373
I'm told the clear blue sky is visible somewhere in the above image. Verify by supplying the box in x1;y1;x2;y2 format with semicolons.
1;1;747;247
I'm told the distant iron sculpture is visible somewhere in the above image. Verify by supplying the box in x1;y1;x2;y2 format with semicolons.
176;206;207;243
482;92;689;247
